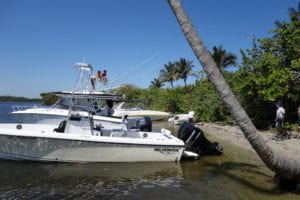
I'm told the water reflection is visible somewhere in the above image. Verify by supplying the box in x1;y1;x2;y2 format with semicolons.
0;146;299;199
0;161;184;199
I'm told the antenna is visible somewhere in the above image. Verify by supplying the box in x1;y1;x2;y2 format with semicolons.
131;61;164;83
110;53;160;87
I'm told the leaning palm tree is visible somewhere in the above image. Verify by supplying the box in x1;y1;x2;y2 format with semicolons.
175;58;194;87
150;78;164;89
159;62;177;88
211;45;237;73
167;0;300;184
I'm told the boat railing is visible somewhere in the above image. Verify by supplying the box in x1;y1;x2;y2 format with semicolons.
11;105;41;112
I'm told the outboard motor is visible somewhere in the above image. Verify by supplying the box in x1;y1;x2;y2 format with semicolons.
178;122;223;156
137;116;152;132
127;116;152;132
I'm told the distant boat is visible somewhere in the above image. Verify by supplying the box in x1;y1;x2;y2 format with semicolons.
168;111;195;125
113;102;170;121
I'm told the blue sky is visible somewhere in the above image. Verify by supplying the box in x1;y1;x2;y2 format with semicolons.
0;0;298;98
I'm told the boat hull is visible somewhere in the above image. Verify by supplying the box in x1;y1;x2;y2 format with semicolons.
0;134;183;163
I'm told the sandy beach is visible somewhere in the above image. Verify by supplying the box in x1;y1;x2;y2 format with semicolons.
199;122;300;160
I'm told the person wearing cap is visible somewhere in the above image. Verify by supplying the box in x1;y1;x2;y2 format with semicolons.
275;102;285;137
188;111;195;123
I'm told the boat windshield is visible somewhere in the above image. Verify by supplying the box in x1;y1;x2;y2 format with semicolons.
55;97;91;112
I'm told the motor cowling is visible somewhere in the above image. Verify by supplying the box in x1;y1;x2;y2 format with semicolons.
178;122;223;156
137;116;152;132
178;120;195;141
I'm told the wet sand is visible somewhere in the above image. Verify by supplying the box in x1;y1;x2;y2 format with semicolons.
199;122;300;161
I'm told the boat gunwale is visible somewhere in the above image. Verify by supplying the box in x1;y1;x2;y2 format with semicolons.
0;126;184;147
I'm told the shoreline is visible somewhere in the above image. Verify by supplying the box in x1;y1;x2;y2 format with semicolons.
198;122;300;160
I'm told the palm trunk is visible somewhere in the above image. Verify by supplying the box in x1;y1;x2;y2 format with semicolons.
167;0;300;180
170;80;174;88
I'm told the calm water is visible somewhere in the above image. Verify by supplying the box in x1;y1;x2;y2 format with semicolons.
0;101;299;200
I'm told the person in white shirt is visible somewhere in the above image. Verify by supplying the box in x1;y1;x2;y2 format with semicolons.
275;102;285;137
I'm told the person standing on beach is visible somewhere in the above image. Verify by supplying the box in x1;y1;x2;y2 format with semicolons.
275;102;285;137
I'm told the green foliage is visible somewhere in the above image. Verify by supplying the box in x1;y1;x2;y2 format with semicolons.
104;4;300;130
113;84;144;106
158;58;194;89
116;80;230;123
191;80;230;122
239;43;290;101
40;93;59;105
143;88;169;111
236;3;300;128
175;58;194;87
149;78;164;89
164;88;186;114
159;62;177;88
210;45;238;73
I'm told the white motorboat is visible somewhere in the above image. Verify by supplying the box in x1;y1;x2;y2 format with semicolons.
0;122;184;162
113;102;170;121
0;93;185;162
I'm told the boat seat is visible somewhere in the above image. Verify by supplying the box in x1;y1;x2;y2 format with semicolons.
53;120;67;133
69;114;81;121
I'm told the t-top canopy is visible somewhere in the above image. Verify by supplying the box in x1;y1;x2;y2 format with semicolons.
53;91;124;101
74;63;93;71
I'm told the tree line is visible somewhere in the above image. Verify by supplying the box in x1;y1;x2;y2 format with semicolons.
117;2;299;132
149;46;237;89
